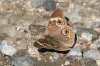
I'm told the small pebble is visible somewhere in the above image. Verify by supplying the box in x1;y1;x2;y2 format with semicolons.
61;64;64;66
64;61;70;65
49;56;53;62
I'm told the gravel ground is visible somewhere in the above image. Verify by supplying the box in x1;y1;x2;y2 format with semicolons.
0;0;100;66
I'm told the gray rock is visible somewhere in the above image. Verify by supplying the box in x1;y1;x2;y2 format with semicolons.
66;43;82;60
4;0;15;3
34;61;59;66
0;40;16;56
76;28;98;41
81;32;93;41
90;38;100;49
12;56;35;66
15;37;29;50
68;58;97;66
80;58;97;66
91;21;100;33
29;24;45;36
91;21;100;28
70;6;82;23
68;60;81;66
32;0;45;8
84;49;100;60
43;0;56;11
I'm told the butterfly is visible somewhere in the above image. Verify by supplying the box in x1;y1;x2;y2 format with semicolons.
34;8;76;52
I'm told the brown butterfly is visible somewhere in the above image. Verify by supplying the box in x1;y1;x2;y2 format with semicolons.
34;8;75;51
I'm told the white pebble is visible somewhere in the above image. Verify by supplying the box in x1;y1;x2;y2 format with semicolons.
96;60;100;66
64;61;70;65
49;56;54;62
49;52;59;62
61;64;64;66
52;52;59;61
0;40;16;56
27;44;41;61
